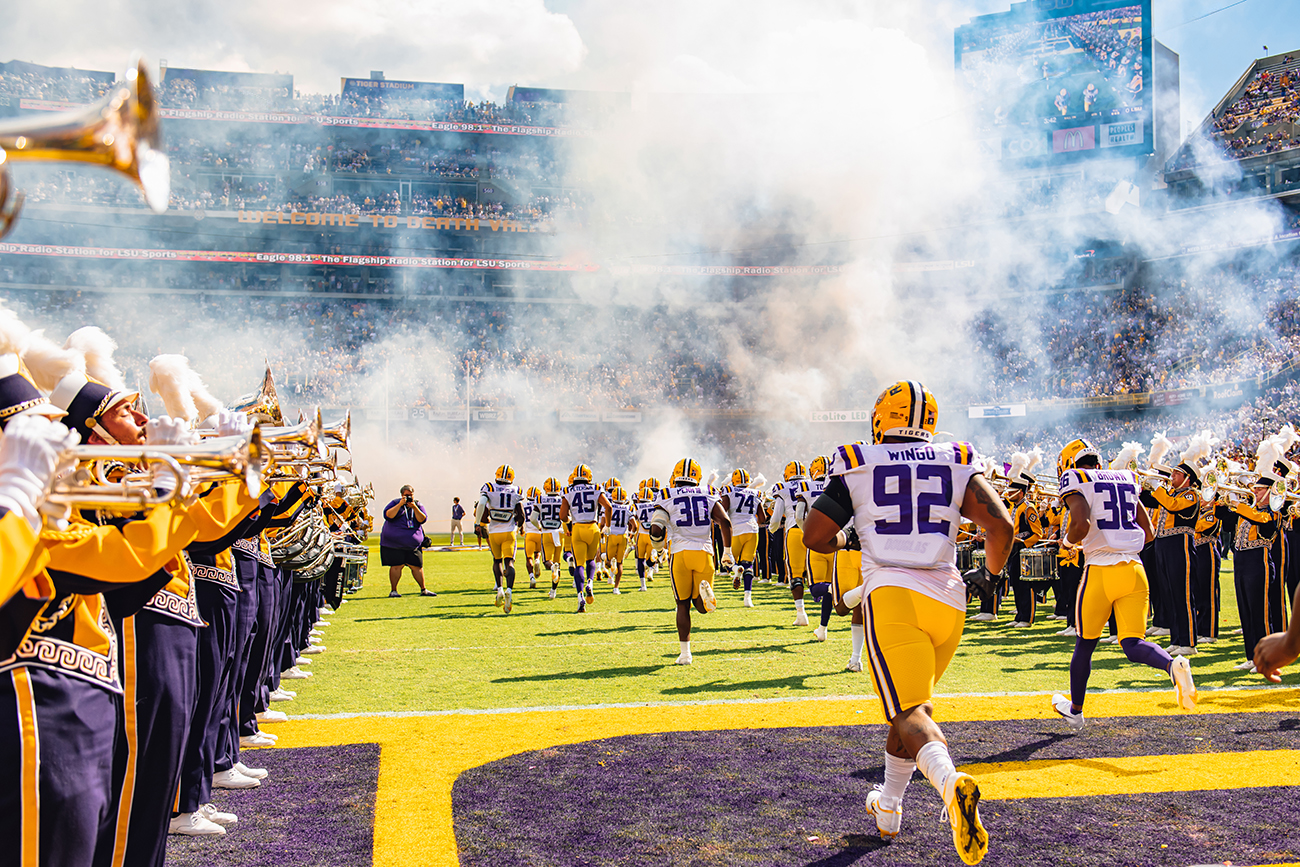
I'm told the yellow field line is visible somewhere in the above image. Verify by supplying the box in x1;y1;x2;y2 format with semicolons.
263;687;1300;867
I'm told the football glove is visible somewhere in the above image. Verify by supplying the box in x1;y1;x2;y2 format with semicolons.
843;526;861;551
961;565;997;598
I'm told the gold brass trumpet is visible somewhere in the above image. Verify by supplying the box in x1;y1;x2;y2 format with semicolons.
0;57;169;239
260;408;325;462
322;411;351;452
232;367;284;426
86;430;265;498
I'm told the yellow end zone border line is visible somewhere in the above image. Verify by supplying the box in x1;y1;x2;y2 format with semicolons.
265;686;1300;867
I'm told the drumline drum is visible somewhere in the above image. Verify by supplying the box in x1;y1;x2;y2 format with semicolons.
956;542;974;573
1019;547;1057;583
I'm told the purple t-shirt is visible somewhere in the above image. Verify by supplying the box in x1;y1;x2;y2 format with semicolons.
380;498;426;548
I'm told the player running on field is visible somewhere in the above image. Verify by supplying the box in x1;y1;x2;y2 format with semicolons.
649;458;732;665
535;477;566;598
559;464;612;613
769;461;811;625
720;468;766;608
804;380;1014;865
604;486;632;593
476;465;526;614
1049;438;1197;730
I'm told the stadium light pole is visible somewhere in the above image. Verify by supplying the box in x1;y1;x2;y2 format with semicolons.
465;359;471;441
384;359;390;446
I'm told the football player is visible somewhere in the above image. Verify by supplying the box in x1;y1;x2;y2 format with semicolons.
633;479;660;592
648;458;731;664
606;485;632;593
476;465;526;614
801;455;838;639
522;485;544;589
537;477;566;598
720;468;766;607
803;381;1014;864
768;461;811;625
1050;438;1196;731
559;464;612;613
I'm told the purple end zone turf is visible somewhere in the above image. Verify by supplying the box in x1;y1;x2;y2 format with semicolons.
165;743;378;867
453;713;1300;867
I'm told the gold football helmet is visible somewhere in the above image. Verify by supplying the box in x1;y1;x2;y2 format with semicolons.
872;380;938;444
611;485;628;503
809;455;831;480
495;464;515;484
604;476;621;492
670;458;702;485
1058;438;1100;477
783;460;806;481
730;468;751;488
526;485;541;501
645;476;660;491
543;476;561;495
571;464;593;484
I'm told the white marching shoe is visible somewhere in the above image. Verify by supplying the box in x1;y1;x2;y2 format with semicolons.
169;812;226;836
212;768;260;789
198;803;238;826
234;761;267;780
239;733;276;749
257;710;288;723
969;612;996;622
269;688;295;701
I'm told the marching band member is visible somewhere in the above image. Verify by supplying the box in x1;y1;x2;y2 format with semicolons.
1230;433;1293;673
1193;492;1223;644
1049;438;1197;731
1003;448;1046;628
719;469;765;608
768;461;810;626
647;458;731;665
803;381;1012;864
476;465;524;614
1139;433;1213;656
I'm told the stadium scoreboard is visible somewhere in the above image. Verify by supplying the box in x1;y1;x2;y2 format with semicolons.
956;0;1154;166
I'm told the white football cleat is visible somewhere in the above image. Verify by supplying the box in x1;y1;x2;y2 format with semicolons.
495;588;505;608
612;588;622;595
969;613;996;622
1051;693;1084;731
813;626;828;642
675;652;693;665
256;710;288;723
503;588;513;614
548;589;557;599
845;660;863;673
743;592;753;608
169;812;226;836
198;803;238;826
213;768;260;789
942;772;988;866
699;581;717;613
793;611;809;627
866;785;902;838
234;761;267;780
1170;655;1197;711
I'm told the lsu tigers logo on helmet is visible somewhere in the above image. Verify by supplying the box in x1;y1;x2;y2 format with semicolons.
1058;438;1100;478
783;460;806;481
526;485;541;501
731;468;751;488
495;464;516;484
809;455;831;480
543;477;561;495
611;485;628;503
571;464;593;484
604;476;622;492
645;476;660;491
671;458;702;485
872;380;939;444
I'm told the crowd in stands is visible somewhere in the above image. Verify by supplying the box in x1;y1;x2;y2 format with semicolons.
1169;54;1300;170
0;67;113;102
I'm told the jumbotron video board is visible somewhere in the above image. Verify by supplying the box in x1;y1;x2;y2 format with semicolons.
956;0;1153;165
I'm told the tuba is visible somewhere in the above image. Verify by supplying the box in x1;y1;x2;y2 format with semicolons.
0;57;169;239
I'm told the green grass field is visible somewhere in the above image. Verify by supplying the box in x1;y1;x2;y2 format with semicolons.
290;546;1282;716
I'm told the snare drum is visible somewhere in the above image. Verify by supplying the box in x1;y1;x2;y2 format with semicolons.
956;542;974;573
1019;547;1057;583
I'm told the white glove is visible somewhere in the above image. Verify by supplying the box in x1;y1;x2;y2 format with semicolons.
0;415;80;530
214;409;253;438
146;416;198;447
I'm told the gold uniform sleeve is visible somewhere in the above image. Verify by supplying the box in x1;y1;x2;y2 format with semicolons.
1;511;48;606
1150;487;1197;513
40;504;201;585
189;481;261;542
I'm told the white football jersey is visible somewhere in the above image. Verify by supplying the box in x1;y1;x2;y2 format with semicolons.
774;477;805;532
829;441;986;611
480;482;521;534
534;494;564;531
564;482;603;523
635;499;656;533
653;484;719;552
1058;468;1144;566
607;501;631;535
724;485;762;534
